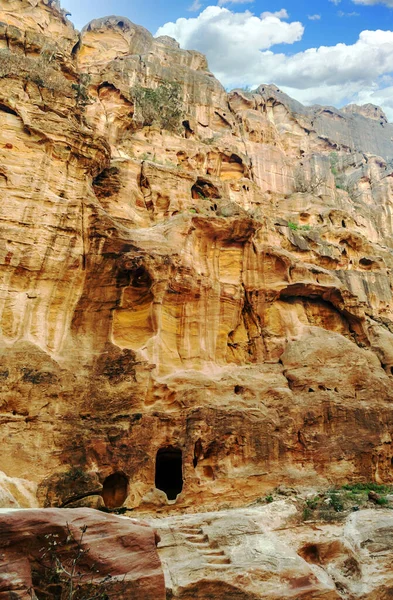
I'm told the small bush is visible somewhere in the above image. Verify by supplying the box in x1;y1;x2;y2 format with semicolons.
341;482;393;494
287;221;312;232
72;73;93;106
293;167;324;194
0;49;71;94
131;81;184;132
306;497;319;510
32;524;114;600
328;492;344;512
376;495;390;506
265;494;274;503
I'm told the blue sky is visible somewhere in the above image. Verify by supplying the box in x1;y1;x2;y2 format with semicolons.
62;0;393;119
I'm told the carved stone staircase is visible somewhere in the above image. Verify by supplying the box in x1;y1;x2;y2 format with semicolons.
178;524;231;567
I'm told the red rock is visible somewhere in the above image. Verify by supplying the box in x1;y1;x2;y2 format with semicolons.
0;508;165;600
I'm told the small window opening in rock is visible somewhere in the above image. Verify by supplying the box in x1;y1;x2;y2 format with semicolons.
183;120;194;138
234;385;244;395
229;153;242;165
131;266;151;288
155;446;183;500
391;367;393;375
191;179;221;200
360;257;374;267
203;466;214;480
342;220;346;228
118;21;124;27
391;457;393;466
102;472;129;509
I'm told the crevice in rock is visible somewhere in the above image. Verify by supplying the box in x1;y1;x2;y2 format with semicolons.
0;103;18;116
214;111;232;128
92;166;121;199
183;120;194;138
60;490;102;508
139;164;154;212
193;439;203;468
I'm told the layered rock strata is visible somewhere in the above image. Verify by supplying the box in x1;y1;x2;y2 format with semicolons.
0;507;164;600
151;503;393;599
0;0;393;514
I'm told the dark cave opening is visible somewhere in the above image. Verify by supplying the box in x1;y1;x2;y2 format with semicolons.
102;472;129;508
191;178;221;200
155;446;183;500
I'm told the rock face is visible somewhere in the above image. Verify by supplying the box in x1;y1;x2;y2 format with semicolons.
0;507;165;600
1;0;393;516
150;503;393;599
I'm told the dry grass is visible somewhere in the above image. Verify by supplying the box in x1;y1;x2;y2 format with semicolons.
0;50;71;94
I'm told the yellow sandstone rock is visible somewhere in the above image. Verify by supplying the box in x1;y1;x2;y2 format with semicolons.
0;0;393;520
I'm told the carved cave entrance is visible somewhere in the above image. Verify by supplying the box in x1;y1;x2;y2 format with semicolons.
102;472;129;508
155;446;183;500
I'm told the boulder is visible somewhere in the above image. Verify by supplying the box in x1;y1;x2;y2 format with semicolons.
0;508;165;600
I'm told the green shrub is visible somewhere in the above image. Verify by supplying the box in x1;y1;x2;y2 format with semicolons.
288;221;311;232
265;494;274;503
328;492;344;512
306;497;319;510
341;482;393;494
131;81;184;132
376;495;390;506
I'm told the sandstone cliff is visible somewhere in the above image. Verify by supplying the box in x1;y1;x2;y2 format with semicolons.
1;0;393;518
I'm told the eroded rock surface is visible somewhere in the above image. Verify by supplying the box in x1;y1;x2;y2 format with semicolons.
150;504;393;599
0;0;393;516
0;507;164;600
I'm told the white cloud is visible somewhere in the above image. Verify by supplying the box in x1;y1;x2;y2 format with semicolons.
338;10;360;15
260;9;289;19
217;0;253;5
157;8;393;121
156;7;304;70
188;0;202;11
353;0;393;5
308;14;321;20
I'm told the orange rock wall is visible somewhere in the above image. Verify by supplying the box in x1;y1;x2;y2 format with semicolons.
1;0;393;512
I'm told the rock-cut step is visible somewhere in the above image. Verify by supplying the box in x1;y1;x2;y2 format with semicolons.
205;555;231;565
178;523;232;566
178;526;203;534
201;549;226;556
186;534;209;544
